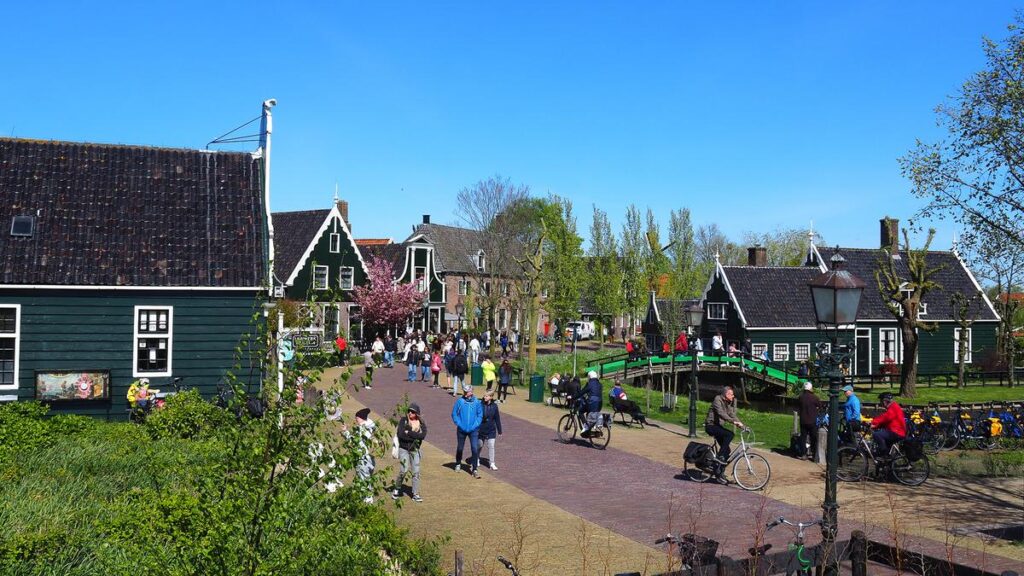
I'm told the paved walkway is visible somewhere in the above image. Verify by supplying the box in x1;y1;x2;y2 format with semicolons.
336;365;1021;572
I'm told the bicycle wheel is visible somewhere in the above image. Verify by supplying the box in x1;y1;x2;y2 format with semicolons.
682;460;713;483
836;446;868;482
732;452;770;491
923;426;945;455
891;453;929;486
943;425;961;450
556;414;576;444
588;422;611;450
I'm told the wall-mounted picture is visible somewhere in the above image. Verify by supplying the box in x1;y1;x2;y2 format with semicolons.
35;370;110;401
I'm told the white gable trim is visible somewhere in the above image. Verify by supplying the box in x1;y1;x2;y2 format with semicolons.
705;260;748;327
951;246;1000;320
284;205;368;286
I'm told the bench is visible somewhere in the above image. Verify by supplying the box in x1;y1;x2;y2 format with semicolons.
610;395;645;428
548;380;568;406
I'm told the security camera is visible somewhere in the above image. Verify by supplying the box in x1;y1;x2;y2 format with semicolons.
264;98;277;108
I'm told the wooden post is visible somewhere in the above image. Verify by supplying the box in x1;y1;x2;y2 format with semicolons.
850;531;867;576
454;550;463;576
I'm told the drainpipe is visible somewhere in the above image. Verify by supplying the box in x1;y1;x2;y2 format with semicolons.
259;98;277;297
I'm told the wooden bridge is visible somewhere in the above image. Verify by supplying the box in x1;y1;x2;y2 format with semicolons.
585;352;805;392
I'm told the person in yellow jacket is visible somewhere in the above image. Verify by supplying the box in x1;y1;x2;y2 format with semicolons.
480;356;497;392
126;378;153;410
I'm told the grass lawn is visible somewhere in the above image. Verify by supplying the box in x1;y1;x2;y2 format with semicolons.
849;384;1024;406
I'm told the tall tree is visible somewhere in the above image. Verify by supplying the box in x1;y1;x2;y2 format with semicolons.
619;205;645;336
588;206;622;348
352;256;425;328
542;196;585;352
643;208;671;295
901;17;1024;250
455;175;530;349
965;224;1023;387
950;292;980;388
666;208;700;299
875;226;944;398
741;227;817;266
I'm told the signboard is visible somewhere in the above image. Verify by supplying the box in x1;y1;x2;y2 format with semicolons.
292;332;322;351
35;370;110;401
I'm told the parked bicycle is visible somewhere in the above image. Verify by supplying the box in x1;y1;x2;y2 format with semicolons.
654;533;719;575
944;402;1000;450
905;403;945;455
836;425;929;485
682;427;771;491
556;397;612;449
748;517;822;576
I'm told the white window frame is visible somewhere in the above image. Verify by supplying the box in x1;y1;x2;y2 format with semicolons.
794;343;811;362
0;304;21;391
501;282;510;297
133;306;173;378
707;302;727;320
329;233;341;253
414;266;427;292
918;302;928;319
458;280;469;296
752;343;767;358
879;328;899;363
773;343;790;362
313;265;329;290
818;342;831;355
476;251;486;272
498;308;508;329
339;266;354;291
954;327;972;364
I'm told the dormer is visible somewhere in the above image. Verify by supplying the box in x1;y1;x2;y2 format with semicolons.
473;250;486;273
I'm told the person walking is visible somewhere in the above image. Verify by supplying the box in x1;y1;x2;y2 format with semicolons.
451;387;484;478
335;333;348;367
481;355;497;392
450;349;469;395
417;338;429;382
477;390;503;470
362;350;375;390
499;331;509;356
342;408;376;502
371;335;385;367
430;348;443;389
392;403;427;502
497;358;513;403
469;335;481;364
443;343;456;390
798;382;821;460
406;343;418;382
384;334;396;368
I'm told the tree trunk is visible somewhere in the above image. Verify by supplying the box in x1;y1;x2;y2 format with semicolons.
957;334;968;388
899;322;918;398
527;294;539;375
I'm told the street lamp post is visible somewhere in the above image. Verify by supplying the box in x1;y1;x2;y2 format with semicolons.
455;303;465;334
684;302;705;438
808;251;865;576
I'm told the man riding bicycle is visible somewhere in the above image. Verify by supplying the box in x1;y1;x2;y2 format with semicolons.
578;371;603;435
705;386;744;480
870;392;906;458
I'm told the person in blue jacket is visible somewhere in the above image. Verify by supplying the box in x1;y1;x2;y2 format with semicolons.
842;385;862;442
451;386;484;478
579;370;603;434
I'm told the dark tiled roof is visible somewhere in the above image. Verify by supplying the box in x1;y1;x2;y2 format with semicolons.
655;298;700;324
0;138;266;287
818;247;998;322
361;243;407;275
721;266;823;327
406;223;484;275
271;209;329;281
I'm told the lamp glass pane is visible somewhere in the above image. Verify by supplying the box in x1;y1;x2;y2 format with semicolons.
835;287;863;324
811;285;836;325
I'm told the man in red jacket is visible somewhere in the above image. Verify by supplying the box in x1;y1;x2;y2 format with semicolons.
674;332;689;354
870;392;906;458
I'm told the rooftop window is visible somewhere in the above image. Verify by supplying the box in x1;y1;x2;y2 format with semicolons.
10;216;34;237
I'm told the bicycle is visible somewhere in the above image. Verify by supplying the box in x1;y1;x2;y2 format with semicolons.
945;402;999;450
682;427;771;491
556;397;611;449
836;426;929;485
748;517;822;576
906;404;945;455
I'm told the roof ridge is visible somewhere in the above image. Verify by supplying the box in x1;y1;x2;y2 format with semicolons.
0;136;252;156
272;208;332;217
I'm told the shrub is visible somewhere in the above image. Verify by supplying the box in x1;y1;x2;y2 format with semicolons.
0;401;95;463
144;389;232;441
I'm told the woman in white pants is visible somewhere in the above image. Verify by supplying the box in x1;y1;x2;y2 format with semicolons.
476;391;503;470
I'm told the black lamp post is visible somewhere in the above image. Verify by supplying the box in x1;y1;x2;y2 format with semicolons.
808;251;865;576
455;303;465;333
684;302;705;438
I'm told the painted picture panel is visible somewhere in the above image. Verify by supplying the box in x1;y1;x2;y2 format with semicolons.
35;370;111;401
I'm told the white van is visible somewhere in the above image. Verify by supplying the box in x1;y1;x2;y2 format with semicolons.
565;321;595;340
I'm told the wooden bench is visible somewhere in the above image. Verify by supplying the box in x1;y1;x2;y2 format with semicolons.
610;396;645;428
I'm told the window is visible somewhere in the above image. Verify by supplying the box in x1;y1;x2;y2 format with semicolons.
501;283;510;297
498;309;508;329
484;282;491;296
879;328;899;363
752;343;767;358
313;265;329;290
134;306;173;377
414;267;426;292
0;305;20;389
475;251;486;272
954;328;972;363
794;343;810;361
773;343;790;362
708;302;727;320
458;280;469;296
329;233;340;253
339;266;354;290
918;302;928;318
10;216;34;237
322;304;339;336
512;308;520;330
818;342;831;355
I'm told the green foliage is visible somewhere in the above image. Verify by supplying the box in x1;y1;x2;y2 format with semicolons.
543;196;585;338
145;389;232;441
0;401;96;463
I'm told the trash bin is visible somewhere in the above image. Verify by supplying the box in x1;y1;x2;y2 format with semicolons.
471;364;483;388
529;374;545;403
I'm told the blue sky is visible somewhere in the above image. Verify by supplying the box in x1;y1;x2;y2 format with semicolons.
2;2;1019;250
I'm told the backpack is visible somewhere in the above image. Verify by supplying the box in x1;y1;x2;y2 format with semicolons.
453;354;468;374
683;441;713;466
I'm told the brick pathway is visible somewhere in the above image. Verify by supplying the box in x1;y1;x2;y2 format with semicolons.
350;366;1021;572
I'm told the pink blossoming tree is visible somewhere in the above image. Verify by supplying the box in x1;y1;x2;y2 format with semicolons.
353;256;425;328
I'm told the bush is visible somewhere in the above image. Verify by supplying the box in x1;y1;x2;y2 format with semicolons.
145;389;232;441
0;401;95;463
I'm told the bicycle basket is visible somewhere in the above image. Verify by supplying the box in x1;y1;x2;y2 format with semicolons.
679;534;719;565
902;438;924;462
683;442;711;464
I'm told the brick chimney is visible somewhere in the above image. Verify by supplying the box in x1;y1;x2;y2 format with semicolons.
747;245;767;266
880;217;899;253
335;200;350;233
423;214;431;224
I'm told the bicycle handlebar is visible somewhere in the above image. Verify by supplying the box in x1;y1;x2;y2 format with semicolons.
766;517;822;531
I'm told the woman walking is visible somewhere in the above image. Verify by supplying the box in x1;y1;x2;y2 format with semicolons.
392;403;427;502
481;355;497;392
477;391;503;470
497;358;513;403
430;348;443;389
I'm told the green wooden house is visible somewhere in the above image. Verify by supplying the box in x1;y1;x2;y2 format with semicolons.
272;202;368;344
0;137;269;417
697;222;1000;376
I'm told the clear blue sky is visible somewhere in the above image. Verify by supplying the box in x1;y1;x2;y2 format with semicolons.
2;1;1019;250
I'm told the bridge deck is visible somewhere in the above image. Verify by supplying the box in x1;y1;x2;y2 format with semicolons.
586;354;804;389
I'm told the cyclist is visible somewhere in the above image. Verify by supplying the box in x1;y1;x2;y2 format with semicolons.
579;371;603;435
841;385;862;441
705;385;744;468
870;392;906;458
